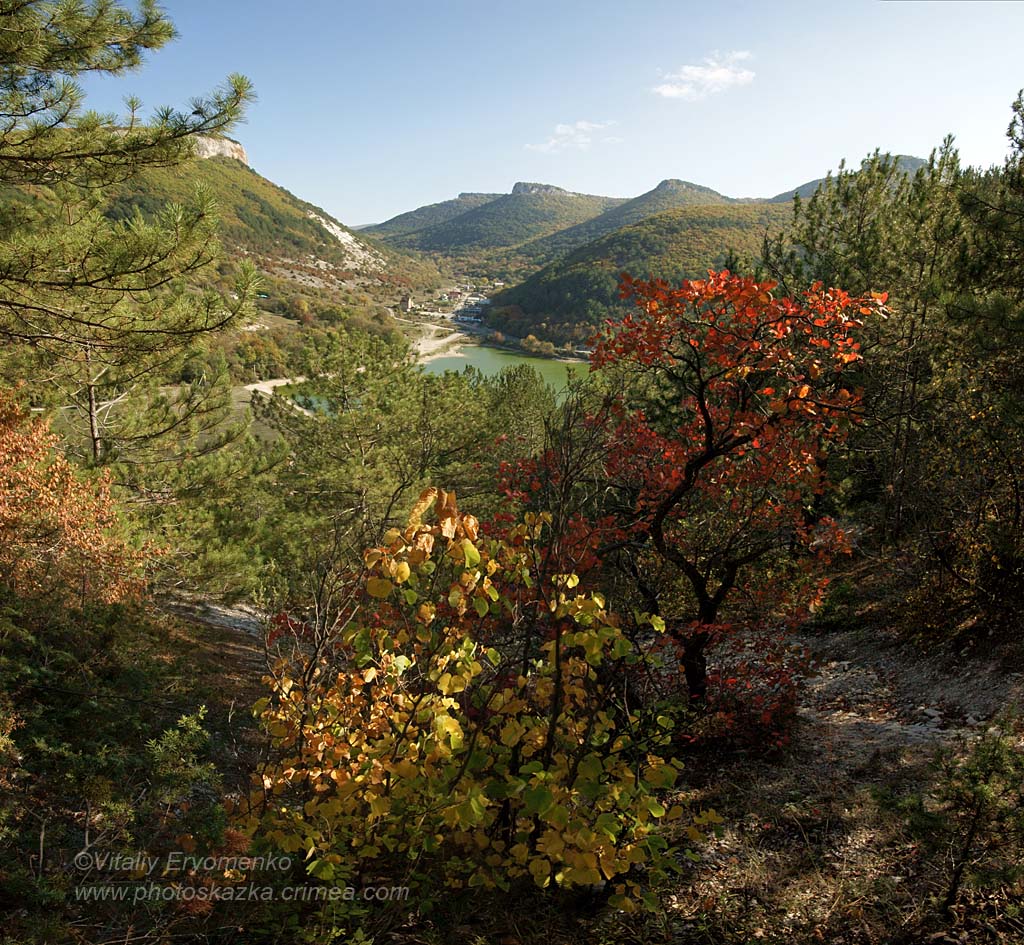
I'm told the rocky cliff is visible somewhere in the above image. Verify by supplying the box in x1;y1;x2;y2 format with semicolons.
194;136;249;164
511;181;569;196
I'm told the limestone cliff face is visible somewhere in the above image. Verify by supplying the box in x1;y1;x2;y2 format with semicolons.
511;182;569;196
194;136;249;164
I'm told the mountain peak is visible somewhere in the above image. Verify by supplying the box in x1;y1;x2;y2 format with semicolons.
652;178;723;197
511;182;568;196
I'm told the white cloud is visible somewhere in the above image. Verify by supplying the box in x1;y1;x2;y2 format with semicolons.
653;51;755;101
526;119;620;154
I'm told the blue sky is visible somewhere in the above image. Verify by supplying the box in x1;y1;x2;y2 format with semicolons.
81;0;1024;225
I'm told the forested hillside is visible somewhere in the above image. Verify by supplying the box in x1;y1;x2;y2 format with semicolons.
363;190;503;238
107;151;443;292
515;177;732;264
491;202;789;342
371;182;625;276
2;4;1023;945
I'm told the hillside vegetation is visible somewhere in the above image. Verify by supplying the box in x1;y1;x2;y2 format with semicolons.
371;182;624;276
363;191;503;239
107;154;442;293
516;178;732;265
102;152;443;381
491;202;790;343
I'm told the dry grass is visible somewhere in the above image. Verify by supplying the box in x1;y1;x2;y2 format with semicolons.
157;610;267;792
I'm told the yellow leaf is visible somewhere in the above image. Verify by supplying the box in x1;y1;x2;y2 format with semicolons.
391;760;418;779
461;539;481;567
500;720;525;747
434;714;464;749
366;577;393;598
408;487;438;527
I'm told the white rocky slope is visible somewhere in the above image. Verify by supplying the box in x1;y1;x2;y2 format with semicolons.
308;211;386;273
194;135;388;276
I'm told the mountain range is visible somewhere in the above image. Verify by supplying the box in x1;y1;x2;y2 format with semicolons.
363;191;503;240
364;157;927;285
104;144;929;346
360;155;928;341
367;182;624;261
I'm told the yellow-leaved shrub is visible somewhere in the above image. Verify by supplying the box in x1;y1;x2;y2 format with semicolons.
248;488;712;911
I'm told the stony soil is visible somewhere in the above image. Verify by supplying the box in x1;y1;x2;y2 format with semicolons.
792;620;1024;764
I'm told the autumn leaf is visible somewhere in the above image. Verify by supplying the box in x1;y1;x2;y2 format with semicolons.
366;577;393;598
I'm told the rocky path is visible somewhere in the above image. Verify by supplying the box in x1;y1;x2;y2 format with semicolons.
158;594;266;638
789;623;1023;773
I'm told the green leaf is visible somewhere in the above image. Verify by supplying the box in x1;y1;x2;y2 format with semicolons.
645;797;667;817
461;539;481;568
307;859;335;881
524;785;554;816
595;811;620;840
543;804;570;829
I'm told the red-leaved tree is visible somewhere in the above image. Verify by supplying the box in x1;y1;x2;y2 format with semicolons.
503;271;885;706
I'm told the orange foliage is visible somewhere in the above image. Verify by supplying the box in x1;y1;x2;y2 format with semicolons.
0;390;144;603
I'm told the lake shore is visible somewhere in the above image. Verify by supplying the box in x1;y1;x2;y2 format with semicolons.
413;319;588;367
414;323;472;362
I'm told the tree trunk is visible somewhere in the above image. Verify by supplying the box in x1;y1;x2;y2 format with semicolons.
681;628;710;702
85;348;102;464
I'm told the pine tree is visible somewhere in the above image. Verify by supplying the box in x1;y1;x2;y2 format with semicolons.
0;0;257;467
764;147;963;543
